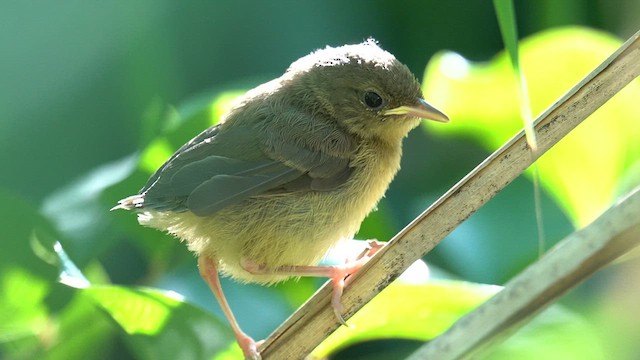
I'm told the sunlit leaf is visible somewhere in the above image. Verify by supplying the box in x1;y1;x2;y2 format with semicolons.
0;193;55;353
43;275;117;360
85;286;235;360
0;268;49;344
422;27;640;226
314;279;604;359
0;192;91;358
48;240;237;360
313;280;500;357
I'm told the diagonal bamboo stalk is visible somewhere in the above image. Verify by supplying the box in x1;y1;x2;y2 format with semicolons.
407;186;640;360
259;29;640;360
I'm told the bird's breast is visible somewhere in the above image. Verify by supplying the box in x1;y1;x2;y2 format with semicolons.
333;140;403;229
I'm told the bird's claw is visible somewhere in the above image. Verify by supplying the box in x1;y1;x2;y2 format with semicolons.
330;240;385;327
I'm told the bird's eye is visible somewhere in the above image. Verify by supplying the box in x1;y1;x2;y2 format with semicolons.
363;91;384;110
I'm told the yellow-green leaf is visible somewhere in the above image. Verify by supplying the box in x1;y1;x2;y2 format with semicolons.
423;27;640;226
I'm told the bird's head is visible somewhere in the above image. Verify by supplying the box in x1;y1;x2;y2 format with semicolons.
284;39;449;143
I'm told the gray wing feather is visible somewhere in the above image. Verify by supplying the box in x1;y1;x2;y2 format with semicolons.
169;156;272;195
136;109;357;217
258;110;357;191
187;166;300;216
140;125;221;195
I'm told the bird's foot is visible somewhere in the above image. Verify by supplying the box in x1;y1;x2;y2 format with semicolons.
237;333;263;360
240;239;386;327
330;239;385;325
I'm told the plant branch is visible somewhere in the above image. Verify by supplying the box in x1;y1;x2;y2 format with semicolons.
259;29;640;360
407;186;640;360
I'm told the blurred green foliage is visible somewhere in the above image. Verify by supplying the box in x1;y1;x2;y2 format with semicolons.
1;1;639;360
424;27;640;226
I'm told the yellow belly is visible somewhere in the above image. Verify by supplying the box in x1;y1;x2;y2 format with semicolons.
139;140;401;284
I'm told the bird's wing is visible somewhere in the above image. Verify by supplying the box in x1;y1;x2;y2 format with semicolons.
138;110;356;217
139;123;301;215
257;108;357;192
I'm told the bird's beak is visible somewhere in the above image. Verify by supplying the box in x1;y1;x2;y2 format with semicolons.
384;98;450;123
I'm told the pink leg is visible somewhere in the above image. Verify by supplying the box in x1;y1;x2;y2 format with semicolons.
242;240;384;325
198;257;262;360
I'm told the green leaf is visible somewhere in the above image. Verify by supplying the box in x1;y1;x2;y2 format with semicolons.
422;27;640;226
43;278;118;360
84;286;235;360
314;278;604;360
493;0;536;149
46;239;240;360
0;267;49;345
493;0;519;65
0;189;127;360
0;192;58;357
313;280;499;358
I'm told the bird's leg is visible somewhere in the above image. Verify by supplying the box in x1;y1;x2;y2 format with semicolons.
198;257;262;360
241;240;385;325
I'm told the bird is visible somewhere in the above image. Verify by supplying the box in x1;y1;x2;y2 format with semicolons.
113;39;448;359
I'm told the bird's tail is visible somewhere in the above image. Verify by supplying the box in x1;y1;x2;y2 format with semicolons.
111;194;145;211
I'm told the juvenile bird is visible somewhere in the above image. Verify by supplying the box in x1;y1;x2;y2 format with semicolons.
114;39;448;359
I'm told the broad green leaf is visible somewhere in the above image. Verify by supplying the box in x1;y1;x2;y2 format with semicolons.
0;267;49;346
314;279;604;360
313;280;500;357
0;192;57;357
47;240;240;360
0;192;116;360
43;277;117;360
84;286;235;360
422;27;640;226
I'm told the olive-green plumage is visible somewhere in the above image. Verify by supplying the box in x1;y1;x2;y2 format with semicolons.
116;39;447;285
